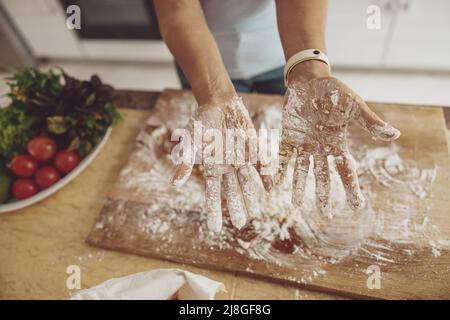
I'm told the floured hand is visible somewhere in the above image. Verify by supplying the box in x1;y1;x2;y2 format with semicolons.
171;96;269;232
275;77;401;217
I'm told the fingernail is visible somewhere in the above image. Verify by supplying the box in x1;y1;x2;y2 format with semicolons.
231;213;247;230
207;213;222;233
379;125;401;141
349;192;366;210
262;177;274;192
273;173;284;186
171;175;188;187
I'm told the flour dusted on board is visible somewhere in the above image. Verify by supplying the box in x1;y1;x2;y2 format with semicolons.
95;94;449;285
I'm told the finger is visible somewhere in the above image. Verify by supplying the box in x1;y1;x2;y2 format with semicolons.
334;152;365;210
292;154;310;208
273;140;294;186
273;153;291;186
204;173;222;233
313;154;332;218
171;162;194;187
261;174;274;192
255;126;278;192
256;162;274;192
353;97;401;141
236;165;261;218
246;127;259;164
223;172;247;229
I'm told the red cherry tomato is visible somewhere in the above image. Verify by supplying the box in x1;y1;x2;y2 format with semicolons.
35;166;61;188
27;136;57;162
12;179;39;200
54;150;80;173
10;155;38;177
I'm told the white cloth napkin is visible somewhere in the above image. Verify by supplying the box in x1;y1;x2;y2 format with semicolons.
70;268;226;300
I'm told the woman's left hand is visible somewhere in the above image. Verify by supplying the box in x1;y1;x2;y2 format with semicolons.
277;67;401;217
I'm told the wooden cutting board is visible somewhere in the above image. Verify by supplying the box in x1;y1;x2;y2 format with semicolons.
87;89;450;299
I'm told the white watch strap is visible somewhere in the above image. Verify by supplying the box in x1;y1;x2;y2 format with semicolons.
284;49;331;86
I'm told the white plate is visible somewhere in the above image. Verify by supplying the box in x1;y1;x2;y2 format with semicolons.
0;127;112;214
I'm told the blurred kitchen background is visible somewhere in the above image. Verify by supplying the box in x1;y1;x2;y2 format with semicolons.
0;0;449;106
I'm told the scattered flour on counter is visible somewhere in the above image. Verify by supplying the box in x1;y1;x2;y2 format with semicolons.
96;97;450;285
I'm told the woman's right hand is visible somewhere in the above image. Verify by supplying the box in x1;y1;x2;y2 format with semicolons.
171;96;269;233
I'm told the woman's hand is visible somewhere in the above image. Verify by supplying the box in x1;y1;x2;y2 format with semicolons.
171;96;266;232
277;65;401;217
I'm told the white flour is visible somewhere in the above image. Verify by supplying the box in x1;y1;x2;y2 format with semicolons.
98;96;449;284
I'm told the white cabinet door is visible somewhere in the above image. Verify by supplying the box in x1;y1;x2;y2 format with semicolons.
1;0;172;62
327;0;392;67
1;0;82;59
385;0;450;70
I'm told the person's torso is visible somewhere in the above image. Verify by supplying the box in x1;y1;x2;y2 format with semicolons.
200;0;285;79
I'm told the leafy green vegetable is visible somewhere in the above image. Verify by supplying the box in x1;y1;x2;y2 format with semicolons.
85;92;96;106
7;68;63;96
104;101;122;125
0;106;39;164
0;68;121;164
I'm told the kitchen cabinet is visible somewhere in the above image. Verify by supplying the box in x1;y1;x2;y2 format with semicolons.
385;0;450;70
2;0;450;71
327;0;450;70
0;0;171;62
326;0;392;67
0;0;82;59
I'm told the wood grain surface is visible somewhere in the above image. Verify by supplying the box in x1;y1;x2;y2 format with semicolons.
1;89;449;300
0;102;340;300
87;90;450;299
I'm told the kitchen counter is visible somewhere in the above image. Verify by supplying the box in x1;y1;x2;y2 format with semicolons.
0;90;449;300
